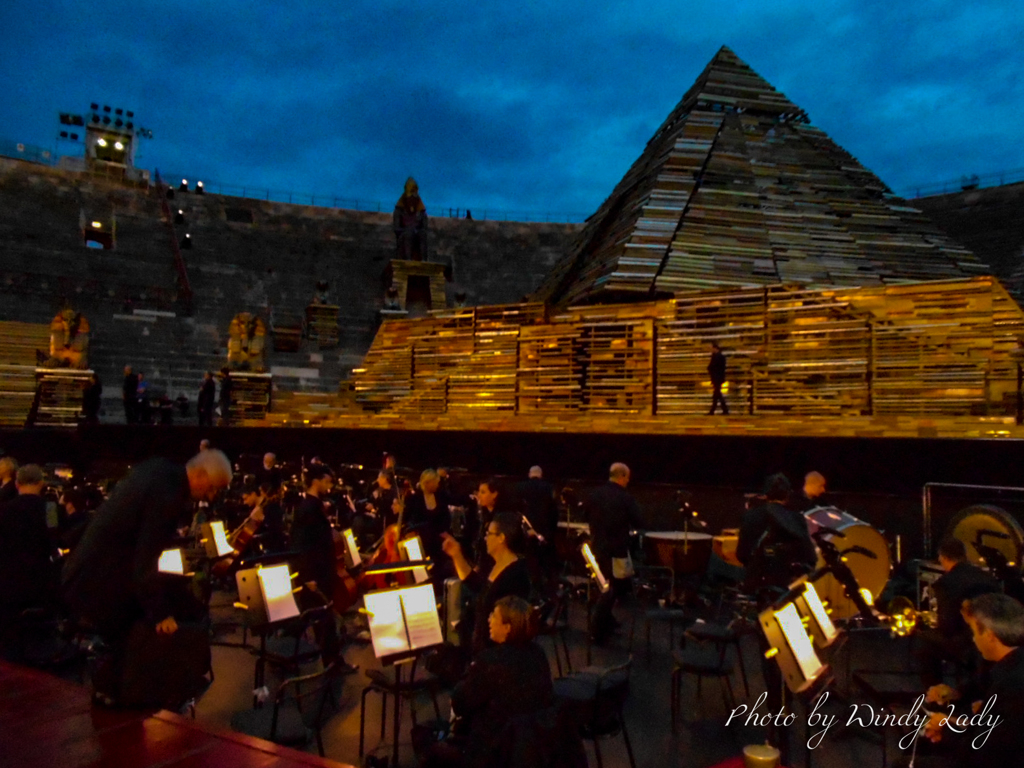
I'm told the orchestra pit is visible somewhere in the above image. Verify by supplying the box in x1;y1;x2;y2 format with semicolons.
5;47;1024;768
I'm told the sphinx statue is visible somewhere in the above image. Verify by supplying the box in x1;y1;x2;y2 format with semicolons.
227;312;267;371
45;309;90;369
393;176;429;261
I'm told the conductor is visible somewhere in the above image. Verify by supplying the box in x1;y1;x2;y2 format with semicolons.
62;450;232;705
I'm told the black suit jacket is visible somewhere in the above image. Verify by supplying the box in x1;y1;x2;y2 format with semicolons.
966;647;1024;768
0;493;56;610
62;458;192;633
586;482;642;561
513;478;558;540
291;495;337;595
934;562;1001;637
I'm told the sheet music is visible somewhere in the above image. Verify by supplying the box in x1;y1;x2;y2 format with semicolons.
400;584;444;650
259;564;301;624
344;528;361;568
400;536;430;584
364;590;412;657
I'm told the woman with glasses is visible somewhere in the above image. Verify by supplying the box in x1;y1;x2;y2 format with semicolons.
441;511;532;655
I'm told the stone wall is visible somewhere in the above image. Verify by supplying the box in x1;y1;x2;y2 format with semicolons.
0;159;578;419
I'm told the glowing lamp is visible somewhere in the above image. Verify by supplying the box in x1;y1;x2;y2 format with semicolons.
114;141;124;150
180;179;189;192
158;548;185;575
580;541;610;593
91;221;102;229
97;138;108;147
196;181;205;194
859;588;875;607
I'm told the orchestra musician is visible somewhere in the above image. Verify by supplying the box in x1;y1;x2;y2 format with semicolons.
291;465;347;665
257;452;282;489
404;469;452;579
585;462;643;646
471;478;505;573
441;511;532;656
916;537;1001;686
0;455;18;503
62;450;232;706
787;471;828;513
737;473;816;597
919;593;1024;767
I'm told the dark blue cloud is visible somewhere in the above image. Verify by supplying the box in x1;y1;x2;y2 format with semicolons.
1;0;1021;217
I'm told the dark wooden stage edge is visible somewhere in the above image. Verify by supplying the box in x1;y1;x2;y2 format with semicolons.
2;423;1023;496
0;661;355;768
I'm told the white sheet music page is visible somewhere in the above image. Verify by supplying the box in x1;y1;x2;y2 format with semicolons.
364;590;411;658
400;583;444;651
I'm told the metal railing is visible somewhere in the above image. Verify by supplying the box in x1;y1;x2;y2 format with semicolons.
902;167;1024;199
0;139;57;166
159;173;590;223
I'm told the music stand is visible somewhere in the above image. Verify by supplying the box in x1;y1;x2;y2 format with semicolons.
234;562;302;628
362;582;444;766
201;521;235;559
398;535;430;584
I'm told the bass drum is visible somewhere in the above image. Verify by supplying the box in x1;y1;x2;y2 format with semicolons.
805;507;891;619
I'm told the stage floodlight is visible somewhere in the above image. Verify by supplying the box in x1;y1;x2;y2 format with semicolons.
114;141;124;150
196;181;204;195
91;221;102;229
97;138;107;147
180;233;192;249
115;108;123;116
90;103;99;111
398;535;430;584
180;179;189;192
580;541;610;593
794;580;839;648
759;599;828;694
175;209;185;225
158;548;186;575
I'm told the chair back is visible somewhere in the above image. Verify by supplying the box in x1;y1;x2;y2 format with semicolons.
587;657;632;736
270;662;340;755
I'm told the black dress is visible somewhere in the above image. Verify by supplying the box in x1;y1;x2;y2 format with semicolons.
462;558;532;655
452;641;553;768
404;489;452;562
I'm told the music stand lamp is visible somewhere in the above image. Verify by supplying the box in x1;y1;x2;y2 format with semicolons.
792;580;840;649
341;528;362;569
201;520;235;559
158;547;193;577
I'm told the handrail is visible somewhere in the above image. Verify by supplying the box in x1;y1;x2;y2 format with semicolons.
154;171;194;315
902;167;1024;199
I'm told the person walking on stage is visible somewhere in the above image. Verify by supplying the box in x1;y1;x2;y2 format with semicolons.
707;341;729;415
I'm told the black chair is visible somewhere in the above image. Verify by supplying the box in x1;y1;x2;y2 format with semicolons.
231;661;342;757
684;618;752;699
358;658;443;760
250;604;332;707
535;582;573;675
670;630;737;730
553;657;636;768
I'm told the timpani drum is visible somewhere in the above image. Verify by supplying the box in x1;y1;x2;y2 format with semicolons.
805;507;891;619
643;531;714;576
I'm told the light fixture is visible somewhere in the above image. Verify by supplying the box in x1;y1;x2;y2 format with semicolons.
196;181;205;195
114;141;124;150
175;209;185;225
180;179;189;192
91;221;102;229
180;233;192;249
97;138;108;147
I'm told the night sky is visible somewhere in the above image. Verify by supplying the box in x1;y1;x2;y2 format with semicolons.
1;1;1021;219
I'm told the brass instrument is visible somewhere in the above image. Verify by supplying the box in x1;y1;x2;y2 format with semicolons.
882;596;936;637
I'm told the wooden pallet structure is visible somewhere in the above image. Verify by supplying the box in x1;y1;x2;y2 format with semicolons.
0;321;51;427
347;278;1024;427
533;46;985;307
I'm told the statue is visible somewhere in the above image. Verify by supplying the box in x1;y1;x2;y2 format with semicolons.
393;177;428;261
227;312;267;371
46;309;90;369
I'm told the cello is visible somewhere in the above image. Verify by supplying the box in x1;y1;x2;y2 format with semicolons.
359;480;413;591
211;494;267;577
